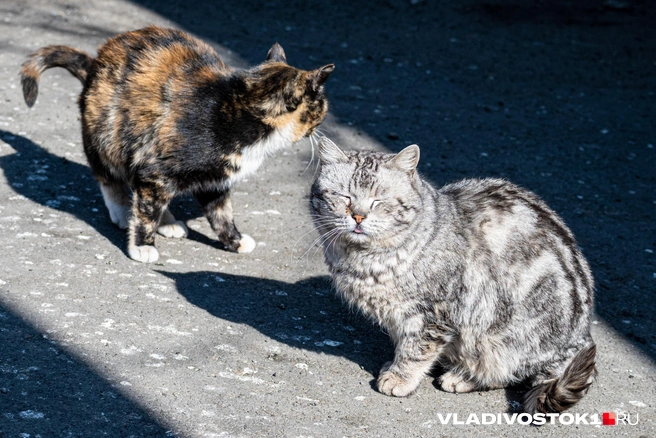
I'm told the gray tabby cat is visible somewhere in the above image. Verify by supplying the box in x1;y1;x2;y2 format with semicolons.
310;139;596;413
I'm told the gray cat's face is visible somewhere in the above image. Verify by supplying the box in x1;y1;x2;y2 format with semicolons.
310;140;422;247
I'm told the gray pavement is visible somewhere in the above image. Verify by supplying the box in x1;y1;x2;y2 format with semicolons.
0;0;654;437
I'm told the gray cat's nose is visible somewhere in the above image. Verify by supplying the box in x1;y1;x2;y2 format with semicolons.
352;214;365;224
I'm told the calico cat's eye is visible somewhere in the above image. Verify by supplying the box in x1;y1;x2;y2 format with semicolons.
285;103;297;112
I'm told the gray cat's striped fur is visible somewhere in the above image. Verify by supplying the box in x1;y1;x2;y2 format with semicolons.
310;139;596;413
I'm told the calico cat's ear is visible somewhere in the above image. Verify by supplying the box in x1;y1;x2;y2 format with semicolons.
319;137;348;164
266;43;287;63
310;64;335;91
390;145;420;174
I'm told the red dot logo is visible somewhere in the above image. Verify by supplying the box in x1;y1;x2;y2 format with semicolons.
602;412;616;426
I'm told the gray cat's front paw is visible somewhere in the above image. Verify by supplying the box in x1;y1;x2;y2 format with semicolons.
438;371;477;393
377;370;420;397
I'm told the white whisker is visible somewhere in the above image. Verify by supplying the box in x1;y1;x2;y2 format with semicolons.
323;228;344;260
313;157;321;178
290;222;334;252
280;221;318;237
299;227;341;263
302;135;317;175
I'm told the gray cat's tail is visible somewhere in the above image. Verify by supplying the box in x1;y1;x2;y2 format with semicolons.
21;46;94;107
523;344;597;414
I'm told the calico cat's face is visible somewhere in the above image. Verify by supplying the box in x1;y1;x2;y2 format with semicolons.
250;44;334;142
310;140;423;247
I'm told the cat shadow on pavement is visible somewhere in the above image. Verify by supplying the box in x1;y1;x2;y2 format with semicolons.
0;130;124;248
157;270;390;376
160;269;524;410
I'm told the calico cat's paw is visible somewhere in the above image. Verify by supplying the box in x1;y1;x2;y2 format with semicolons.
438;371;477;393
237;234;256;253
158;221;188;238
377;370;419;397
128;245;160;263
157;210;188;238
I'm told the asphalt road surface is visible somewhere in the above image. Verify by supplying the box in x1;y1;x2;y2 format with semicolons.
0;0;654;437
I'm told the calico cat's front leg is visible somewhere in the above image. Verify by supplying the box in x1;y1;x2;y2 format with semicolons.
195;188;256;254
127;183;171;263
377;324;448;397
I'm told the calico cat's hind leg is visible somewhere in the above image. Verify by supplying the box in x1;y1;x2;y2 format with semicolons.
157;208;188;238
99;181;131;229
195;188;255;253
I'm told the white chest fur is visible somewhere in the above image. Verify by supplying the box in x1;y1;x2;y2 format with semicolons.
230;124;295;184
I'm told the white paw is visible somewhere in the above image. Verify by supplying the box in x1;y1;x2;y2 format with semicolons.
157;220;188;238
237;234;256;254
108;204;130;230
438;371;476;393
128;245;159;263
377;370;419;397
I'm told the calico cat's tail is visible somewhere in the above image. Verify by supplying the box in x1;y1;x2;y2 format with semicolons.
21;46;94;107
523;344;597;414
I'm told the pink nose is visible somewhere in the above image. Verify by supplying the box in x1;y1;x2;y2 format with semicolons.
353;214;365;224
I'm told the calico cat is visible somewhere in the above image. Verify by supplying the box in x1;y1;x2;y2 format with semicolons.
21;26;333;262
310;139;596;414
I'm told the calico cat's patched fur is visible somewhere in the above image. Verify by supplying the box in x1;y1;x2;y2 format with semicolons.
311;139;596;414
21;26;333;262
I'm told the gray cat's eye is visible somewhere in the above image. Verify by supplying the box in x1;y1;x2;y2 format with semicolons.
334;193;351;205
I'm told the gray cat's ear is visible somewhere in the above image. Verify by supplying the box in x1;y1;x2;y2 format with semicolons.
266;43;287;63
390;144;420;174
319;138;348;164
311;64;335;91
